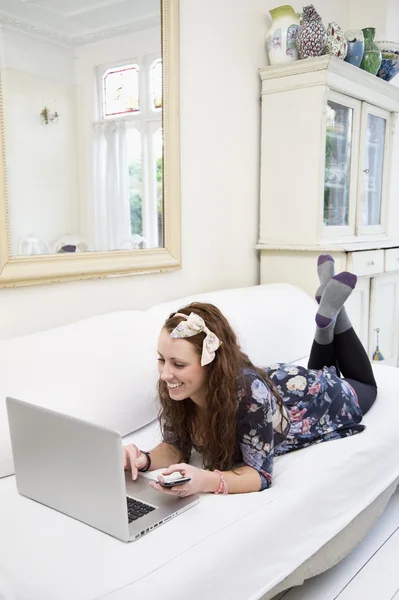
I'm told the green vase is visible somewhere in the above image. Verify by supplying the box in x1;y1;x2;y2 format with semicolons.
360;27;382;75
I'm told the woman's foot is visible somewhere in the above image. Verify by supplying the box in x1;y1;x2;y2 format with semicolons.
315;272;357;344
315;255;354;336
315;255;335;303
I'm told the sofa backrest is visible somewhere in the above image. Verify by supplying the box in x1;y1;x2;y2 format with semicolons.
0;283;315;477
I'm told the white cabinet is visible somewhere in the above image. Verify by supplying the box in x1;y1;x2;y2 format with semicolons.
385;247;399;271
260;246;399;365
257;56;399;366
345;275;370;349
369;273;399;366
347;249;384;276
258;56;399;248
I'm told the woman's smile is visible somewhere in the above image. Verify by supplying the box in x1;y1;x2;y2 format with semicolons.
167;382;183;390
157;328;207;406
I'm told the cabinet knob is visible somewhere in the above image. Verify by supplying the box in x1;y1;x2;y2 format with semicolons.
367;260;374;266
363;169;370;174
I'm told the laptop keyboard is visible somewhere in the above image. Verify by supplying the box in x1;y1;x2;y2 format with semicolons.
126;497;156;523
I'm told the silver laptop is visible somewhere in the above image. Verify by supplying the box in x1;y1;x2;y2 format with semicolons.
6;397;199;542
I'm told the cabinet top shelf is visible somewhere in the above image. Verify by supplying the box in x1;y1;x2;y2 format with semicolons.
259;56;399;114
256;240;398;252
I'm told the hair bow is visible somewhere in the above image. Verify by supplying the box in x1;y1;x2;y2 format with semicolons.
170;312;221;366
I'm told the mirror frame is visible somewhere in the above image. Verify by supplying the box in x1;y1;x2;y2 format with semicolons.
0;0;181;287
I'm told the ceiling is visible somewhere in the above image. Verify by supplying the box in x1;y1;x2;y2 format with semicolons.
0;0;161;45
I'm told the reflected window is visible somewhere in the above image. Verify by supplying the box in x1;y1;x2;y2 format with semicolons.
154;128;163;245
102;64;139;117
127;129;143;237
151;59;162;111
96;54;163;249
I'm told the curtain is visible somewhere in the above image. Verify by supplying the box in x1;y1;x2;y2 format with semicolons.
92;119;131;251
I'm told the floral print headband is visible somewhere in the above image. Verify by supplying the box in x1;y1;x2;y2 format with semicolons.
170;312;221;366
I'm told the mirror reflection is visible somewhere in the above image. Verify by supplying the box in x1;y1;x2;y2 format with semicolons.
1;0;163;256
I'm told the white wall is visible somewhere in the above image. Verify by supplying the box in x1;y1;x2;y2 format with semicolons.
348;0;399;39
0;28;80;255
3;70;80;254
0;27;75;84
0;0;397;340
387;0;399;40
348;0;389;37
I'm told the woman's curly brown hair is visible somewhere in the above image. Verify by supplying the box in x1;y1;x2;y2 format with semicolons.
158;302;287;471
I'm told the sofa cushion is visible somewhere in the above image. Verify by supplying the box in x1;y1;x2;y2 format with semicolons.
146;283;316;367
0;311;160;478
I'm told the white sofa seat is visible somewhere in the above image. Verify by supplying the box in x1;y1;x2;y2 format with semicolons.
0;283;398;600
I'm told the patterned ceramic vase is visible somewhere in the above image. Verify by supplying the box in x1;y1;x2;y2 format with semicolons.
344;29;365;67
265;5;300;64
377;52;399;81
360;27;382;75
323;21;347;59
296;4;327;59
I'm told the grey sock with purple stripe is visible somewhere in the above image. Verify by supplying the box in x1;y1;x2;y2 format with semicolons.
315;254;335;303
315;255;354;336
334;306;352;335
315;272;357;345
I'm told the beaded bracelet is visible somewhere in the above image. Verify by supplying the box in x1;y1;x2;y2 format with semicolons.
214;469;228;495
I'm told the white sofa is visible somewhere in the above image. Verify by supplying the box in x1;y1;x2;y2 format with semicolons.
0;283;398;600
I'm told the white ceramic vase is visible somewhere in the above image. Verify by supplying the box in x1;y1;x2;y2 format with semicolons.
266;5;300;65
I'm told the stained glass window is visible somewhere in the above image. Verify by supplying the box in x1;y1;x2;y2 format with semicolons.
150;59;162;111
103;64;139;117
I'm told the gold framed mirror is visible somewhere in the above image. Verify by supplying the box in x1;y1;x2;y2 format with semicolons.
0;0;180;287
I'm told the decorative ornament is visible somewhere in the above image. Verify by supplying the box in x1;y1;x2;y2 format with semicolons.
360;27;382;75
296;4;327;59
40;106;59;125
344;29;365;67
265;5;300;65
372;328;384;361
323;21;347;59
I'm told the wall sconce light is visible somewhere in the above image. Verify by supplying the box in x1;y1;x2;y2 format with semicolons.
40;106;59;125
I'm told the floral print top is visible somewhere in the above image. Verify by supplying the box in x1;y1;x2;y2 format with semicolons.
237;364;364;490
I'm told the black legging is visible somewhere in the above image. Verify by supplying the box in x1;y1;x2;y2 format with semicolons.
308;327;377;416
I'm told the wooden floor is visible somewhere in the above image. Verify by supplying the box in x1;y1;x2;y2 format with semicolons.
272;486;399;600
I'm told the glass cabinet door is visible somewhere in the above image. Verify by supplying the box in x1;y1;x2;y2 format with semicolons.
323;94;360;237
359;106;389;234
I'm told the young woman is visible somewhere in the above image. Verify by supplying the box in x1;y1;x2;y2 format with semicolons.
123;255;377;496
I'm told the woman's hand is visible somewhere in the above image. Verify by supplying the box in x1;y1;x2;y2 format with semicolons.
149;463;207;497
123;444;148;480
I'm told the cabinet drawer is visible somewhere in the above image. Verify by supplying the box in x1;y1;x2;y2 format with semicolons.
347;250;384;276
385;248;399;272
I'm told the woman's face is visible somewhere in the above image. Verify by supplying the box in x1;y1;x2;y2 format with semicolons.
157;328;207;407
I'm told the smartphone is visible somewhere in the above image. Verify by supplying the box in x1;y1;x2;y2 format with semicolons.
155;477;192;488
